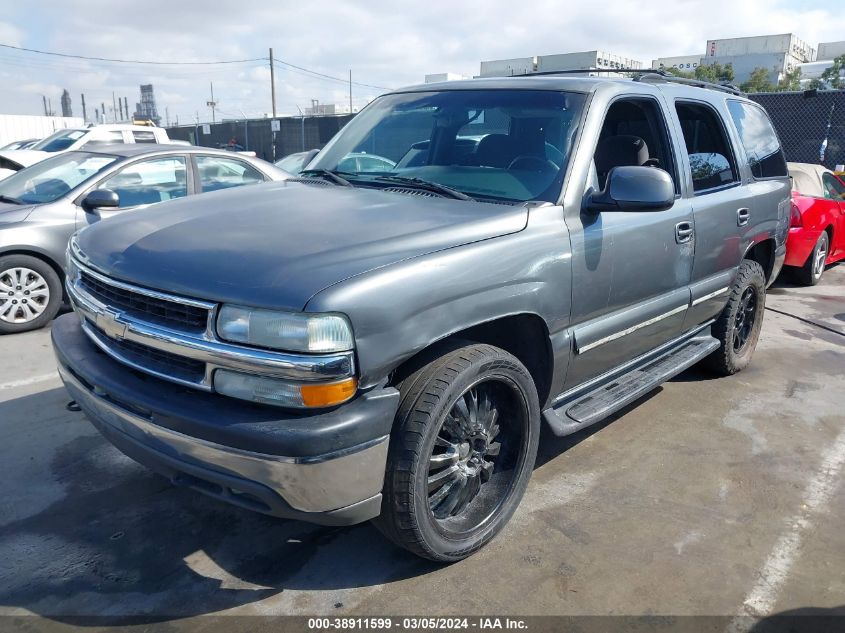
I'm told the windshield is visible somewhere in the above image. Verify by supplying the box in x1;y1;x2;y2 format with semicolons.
0;151;119;204
32;129;88;152
310;89;585;203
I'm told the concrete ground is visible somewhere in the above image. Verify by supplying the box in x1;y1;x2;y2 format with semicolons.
0;265;843;629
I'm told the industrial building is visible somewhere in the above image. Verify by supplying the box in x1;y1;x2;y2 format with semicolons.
818;41;845;61
651;55;702;72
134;84;161;125
478;51;643;78
701;33;816;84
424;72;470;83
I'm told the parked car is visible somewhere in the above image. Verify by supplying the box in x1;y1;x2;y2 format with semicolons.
0;144;288;333
53;76;789;561
784;162;845;285
1;138;40;151
274;149;319;174
0;124;172;181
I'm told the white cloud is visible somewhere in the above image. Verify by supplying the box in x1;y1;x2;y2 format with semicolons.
1;0;843;122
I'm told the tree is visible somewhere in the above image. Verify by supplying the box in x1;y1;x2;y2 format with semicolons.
819;54;845;89
778;67;802;91
741;67;775;93
662;66;694;79
695;62;735;83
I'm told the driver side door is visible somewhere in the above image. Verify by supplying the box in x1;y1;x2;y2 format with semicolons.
77;155;190;227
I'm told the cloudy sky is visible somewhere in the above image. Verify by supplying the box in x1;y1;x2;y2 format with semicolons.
1;0;843;125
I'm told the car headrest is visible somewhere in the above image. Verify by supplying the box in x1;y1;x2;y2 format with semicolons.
595;135;650;184
475;134;517;168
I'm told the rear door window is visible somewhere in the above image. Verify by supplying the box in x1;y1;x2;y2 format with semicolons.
133;130;157;144
726;101;787;179
675;101;739;193
196;155;265;192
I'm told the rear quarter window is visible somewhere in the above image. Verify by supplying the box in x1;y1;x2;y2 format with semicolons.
727;101;787;179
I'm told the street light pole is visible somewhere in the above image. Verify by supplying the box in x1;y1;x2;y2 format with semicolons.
238;109;249;151
296;105;305;151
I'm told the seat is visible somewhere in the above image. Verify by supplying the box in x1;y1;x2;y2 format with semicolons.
474;134;517;168
594;135;650;188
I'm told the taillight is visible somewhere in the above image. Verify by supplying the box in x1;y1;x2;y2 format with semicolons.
789;201;803;228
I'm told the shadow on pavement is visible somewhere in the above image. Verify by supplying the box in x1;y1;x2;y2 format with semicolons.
0;388;438;623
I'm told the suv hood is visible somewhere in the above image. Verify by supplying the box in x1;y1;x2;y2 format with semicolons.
76;181;528;310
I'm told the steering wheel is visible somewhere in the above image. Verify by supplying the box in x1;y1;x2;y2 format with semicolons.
507;155;558;174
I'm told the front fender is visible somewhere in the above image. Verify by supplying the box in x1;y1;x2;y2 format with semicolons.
305;205;573;389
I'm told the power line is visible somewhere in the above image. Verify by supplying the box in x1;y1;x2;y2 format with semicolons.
271;59;388;91
0;43;265;65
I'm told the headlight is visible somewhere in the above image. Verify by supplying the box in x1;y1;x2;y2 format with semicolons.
216;305;354;353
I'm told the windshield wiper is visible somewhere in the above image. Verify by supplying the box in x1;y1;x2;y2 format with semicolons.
374;175;474;201
298;169;353;187
0;195;23;205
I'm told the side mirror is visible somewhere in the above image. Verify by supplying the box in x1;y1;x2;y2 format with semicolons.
299;148;320;172
586;166;675;212
82;189;120;212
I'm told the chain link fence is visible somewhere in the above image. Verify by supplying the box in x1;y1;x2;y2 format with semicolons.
165;114;355;163
748;90;845;169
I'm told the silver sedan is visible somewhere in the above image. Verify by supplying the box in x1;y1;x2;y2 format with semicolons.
0;144;288;333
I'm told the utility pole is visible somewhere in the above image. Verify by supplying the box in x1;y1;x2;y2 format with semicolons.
124;97;130;121
101;102;106;124
48;98;54;116
269;47;277;118
81;94;87;123
349;69;353;113
42;95;48;116
112;92;118;122
206;81;217;124
118;99;124;121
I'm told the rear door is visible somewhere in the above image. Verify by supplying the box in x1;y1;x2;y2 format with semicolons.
672;99;755;328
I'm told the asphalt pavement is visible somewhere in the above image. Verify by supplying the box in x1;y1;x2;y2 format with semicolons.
0;265;843;630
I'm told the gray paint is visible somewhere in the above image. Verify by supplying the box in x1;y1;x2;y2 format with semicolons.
69;77;790;412
0;146;287;279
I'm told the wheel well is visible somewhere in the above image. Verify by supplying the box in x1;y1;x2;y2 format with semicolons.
0;249;66;298
744;239;776;283
389;314;554;408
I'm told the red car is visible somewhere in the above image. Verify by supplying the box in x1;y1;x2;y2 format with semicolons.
784;162;845;285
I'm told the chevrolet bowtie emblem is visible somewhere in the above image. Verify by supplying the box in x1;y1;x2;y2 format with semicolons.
96;309;127;340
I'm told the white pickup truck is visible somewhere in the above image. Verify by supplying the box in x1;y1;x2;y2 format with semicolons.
0;124;173;180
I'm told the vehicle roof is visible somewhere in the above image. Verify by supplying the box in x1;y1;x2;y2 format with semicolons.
73;143;259;158
787;162;830;197
393;75;752;103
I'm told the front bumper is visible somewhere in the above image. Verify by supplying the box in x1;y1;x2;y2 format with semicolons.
52;314;400;525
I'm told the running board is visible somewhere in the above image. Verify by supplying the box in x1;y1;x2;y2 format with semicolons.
543;334;720;437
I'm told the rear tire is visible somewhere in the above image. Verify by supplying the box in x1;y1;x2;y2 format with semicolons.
0;254;62;334
704;259;766;376
794;231;829;286
374;343;540;562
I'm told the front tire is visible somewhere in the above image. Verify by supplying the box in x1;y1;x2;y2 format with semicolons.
794;231;829;286
0;254;62;334
374;343;540;562
704;259;766;376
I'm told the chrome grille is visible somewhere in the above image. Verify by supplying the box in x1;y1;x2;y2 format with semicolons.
86;322;206;384
79;270;209;333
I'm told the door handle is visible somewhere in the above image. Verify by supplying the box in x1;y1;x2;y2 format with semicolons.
675;221;693;244
737;207;750;227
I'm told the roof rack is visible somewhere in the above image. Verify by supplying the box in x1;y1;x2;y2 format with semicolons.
633;71;744;96
507;68;745;96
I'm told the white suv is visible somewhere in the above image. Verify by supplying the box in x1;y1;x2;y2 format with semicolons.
0;125;173;180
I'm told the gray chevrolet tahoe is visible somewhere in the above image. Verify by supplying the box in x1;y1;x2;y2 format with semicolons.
52;75;790;561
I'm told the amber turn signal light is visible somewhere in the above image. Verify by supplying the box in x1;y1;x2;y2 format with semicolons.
300;377;358;407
